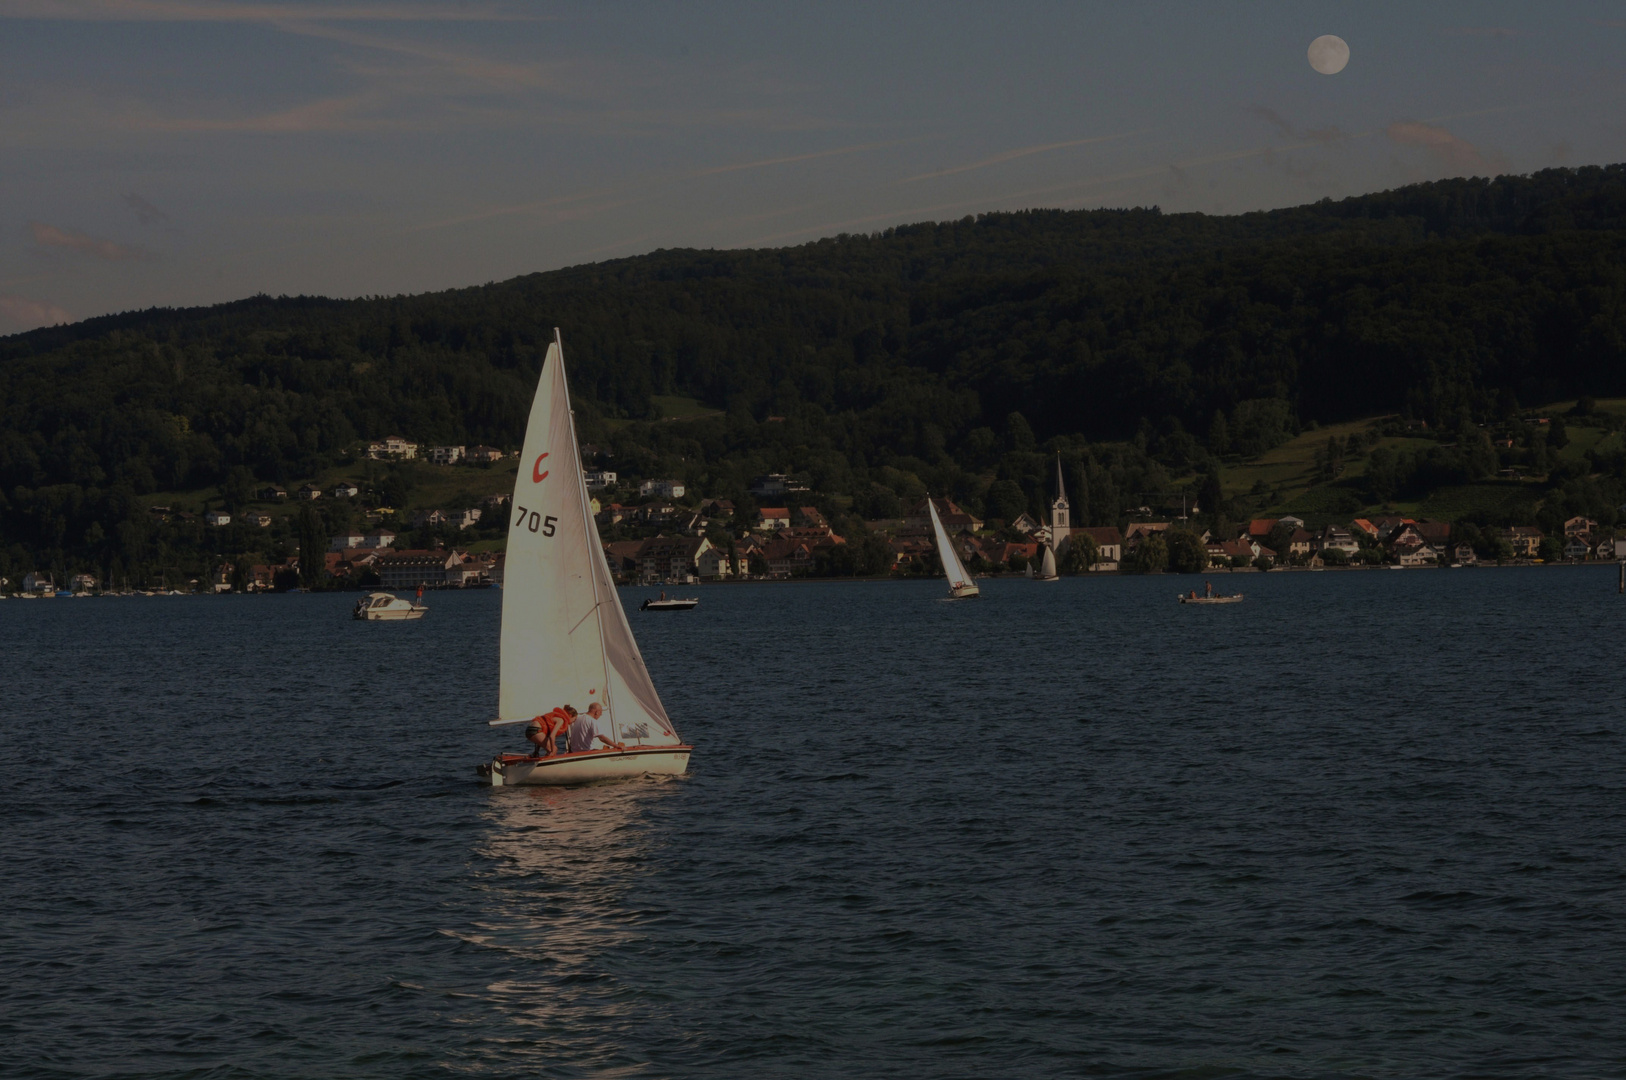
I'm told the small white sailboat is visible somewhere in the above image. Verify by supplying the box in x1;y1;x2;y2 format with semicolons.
479;331;692;787
928;498;980;599
1034;543;1059;582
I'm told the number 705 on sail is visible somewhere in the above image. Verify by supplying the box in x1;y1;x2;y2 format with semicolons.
513;505;557;536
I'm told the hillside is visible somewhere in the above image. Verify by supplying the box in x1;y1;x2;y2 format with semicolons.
5;164;1626;584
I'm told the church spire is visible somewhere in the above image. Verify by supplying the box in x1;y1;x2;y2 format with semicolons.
1054;453;1067;504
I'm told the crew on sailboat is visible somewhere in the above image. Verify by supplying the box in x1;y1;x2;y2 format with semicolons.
525;705;572;758
567;702;625;754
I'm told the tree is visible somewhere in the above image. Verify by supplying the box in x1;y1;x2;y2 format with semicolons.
1548;415;1569;449
1128;533;1167;573
1198;465;1223;522
297;504;326;589
1538;535;1564;562
1061;532;1097;574
1165;529;1207;573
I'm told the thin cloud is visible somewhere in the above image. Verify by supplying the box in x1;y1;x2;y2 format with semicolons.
899;131;1144;184
692;141;904;179
1245;105;1342;144
1442;26;1520;38
141;93;381;133
30;221;143;260
0;294;71;330
0;1;543;23
1386;119;1491;172
123;192;168;225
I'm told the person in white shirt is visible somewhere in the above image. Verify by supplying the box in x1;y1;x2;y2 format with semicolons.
566;702;625;753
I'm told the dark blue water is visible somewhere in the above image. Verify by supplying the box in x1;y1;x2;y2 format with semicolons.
3;569;1624;1079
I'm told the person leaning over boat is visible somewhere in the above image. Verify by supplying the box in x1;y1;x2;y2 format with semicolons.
525;706;571;758
567;702;625;754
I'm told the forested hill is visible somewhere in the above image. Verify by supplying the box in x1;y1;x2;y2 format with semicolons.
5;164;1626;580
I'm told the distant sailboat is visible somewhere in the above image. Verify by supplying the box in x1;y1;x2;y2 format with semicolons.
479;331;692;786
1034;543;1059;582
928;498;980;599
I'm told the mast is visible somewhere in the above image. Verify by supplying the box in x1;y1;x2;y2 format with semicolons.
557;328;621;746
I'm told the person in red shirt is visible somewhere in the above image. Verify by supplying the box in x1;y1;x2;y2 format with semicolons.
525;706;571;758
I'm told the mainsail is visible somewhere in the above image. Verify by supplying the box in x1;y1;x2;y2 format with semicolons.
1039;544;1058;579
927;498;975;591
498;333;681;748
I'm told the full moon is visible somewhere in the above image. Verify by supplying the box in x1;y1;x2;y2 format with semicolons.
1308;34;1349;75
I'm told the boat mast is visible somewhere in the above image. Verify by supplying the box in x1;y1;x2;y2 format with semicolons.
555;328;620;744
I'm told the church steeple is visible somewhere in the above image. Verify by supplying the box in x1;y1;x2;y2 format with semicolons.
1051;453;1071;556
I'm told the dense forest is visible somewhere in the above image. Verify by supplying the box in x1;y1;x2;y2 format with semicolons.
5;164;1626;585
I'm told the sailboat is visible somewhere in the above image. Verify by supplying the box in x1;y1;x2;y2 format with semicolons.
927;498;980;599
1034;543;1059;582
478;331;692;787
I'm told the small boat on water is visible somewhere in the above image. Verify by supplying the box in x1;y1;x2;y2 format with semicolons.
1179;592;1243;604
1034;543;1059;582
640;596;697;611
353;591;427;620
928;497;979;599
479;331;692;787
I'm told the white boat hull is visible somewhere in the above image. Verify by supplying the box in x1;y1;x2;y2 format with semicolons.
480;747;692;786
950;583;980;599
361;606;425;620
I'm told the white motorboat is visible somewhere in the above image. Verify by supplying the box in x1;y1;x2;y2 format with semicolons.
353;592;427;620
479;331;692;787
1178;592;1243;604
928;497;980;599
640;596;698;611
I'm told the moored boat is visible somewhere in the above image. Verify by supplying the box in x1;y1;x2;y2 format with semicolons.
1179;592;1243;604
353;592;427;620
480;331;692;786
640;596;698;611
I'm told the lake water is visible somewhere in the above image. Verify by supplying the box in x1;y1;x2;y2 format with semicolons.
3;569;1624;1079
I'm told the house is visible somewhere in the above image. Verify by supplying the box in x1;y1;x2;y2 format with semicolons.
1211;538;1260;567
904;498;984;533
796;506;829;529
1454;543;1478;565
247;565;276;591
376;549;465;589
749;474;790;497
70;572;97;592
487;553;506;587
1564;516;1598;538
674;511;709;535
639;500;679;524
297;484;323;500
603;540;646;578
259;486;288;501
330;533;368;551
465;445;504;463
762;536;817;577
986;541;1039;569
597;503;629;528
1076;526;1124;566
23;571;54;593
638;478;686;499
1502;526;1543;558
1247;519;1277;539
1415;521;1451;547
1372;516;1415;542
428;445;465;465
367;436;418;460
412;509;448;528
696;546;736;579
1350;518;1378;541
638;535;710;583
330;482;359;499
580;442;609;461
701;498;736;517
1318;526;1359;556
481;493;511;511
1276;515;1306;531
211;565;233;593
1124;522;1171;548
757;507;792;531
1596;537;1618;561
1564;536;1591;561
205;510;231;526
887;536;934;570
1397;546;1438;567
1388;524;1428;553
1010;512;1041;535
583;469;617;490
450;508;482;531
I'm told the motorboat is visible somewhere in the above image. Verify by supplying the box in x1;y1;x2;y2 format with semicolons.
640;596;698;611
353;592;427;620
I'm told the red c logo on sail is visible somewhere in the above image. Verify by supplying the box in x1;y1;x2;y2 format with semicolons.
532;452;549;483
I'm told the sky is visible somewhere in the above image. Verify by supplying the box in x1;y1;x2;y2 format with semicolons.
1;1;1624;333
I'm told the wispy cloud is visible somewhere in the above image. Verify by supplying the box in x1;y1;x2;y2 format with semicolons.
124;192;169;225
1245;105;1342;144
0;294;71;330
30;221;144;260
1386;119;1492;172
139;93;382;133
898;131;1143;184
1442;26;1520;38
0;1;542;23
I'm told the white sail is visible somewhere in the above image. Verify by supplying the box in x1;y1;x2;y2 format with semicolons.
1039;544;1058;579
928;498;975;591
498;333;681;748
